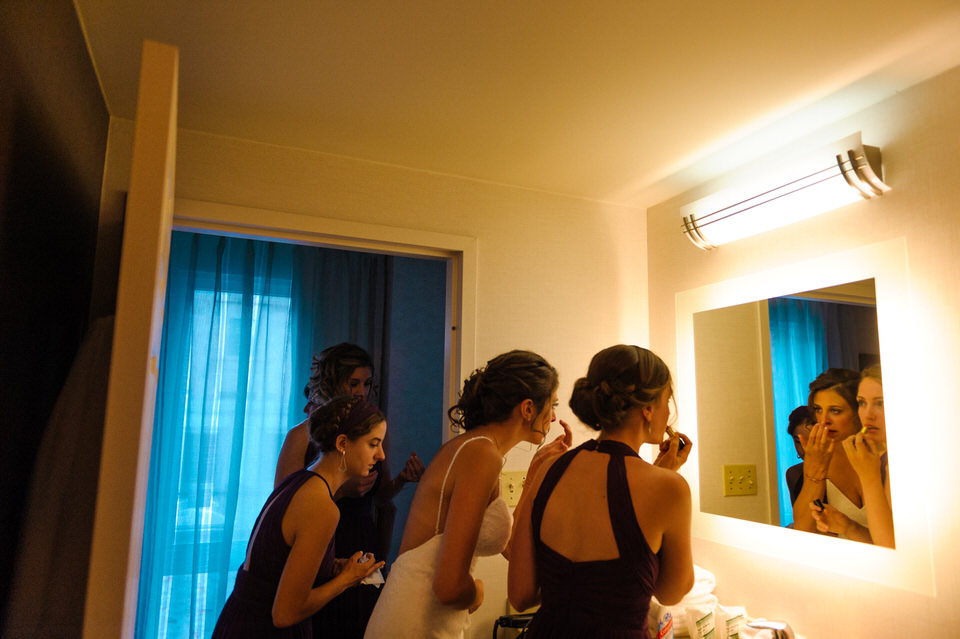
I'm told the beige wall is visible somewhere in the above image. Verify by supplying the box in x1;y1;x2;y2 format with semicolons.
648;65;960;636
99;58;960;639
101;119;648;637
694;300;776;525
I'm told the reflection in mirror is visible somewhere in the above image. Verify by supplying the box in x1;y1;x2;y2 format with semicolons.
693;279;890;545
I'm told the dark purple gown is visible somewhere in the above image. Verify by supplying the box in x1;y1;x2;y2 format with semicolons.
212;469;336;639
525;439;660;639
303;441;383;639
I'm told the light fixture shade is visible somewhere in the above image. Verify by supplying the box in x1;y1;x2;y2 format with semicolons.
681;133;890;250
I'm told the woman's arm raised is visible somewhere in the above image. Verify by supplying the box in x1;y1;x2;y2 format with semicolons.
506;452;561;612
791;424;832;532
843;434;895;548
503;420;572;562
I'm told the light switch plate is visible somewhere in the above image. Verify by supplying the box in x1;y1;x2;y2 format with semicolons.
500;470;527;507
723;464;757;496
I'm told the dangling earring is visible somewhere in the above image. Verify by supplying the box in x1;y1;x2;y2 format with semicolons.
339;449;347;473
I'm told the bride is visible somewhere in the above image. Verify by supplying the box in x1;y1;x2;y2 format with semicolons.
364;350;571;638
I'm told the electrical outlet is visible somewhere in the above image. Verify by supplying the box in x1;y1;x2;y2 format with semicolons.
500;470;527;507
723;464;758;496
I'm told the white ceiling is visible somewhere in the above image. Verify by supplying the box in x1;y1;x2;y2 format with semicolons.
75;1;960;208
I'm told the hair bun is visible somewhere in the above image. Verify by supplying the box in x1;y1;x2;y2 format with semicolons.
309;395;384;452
569;345;671;433
448;351;557;432
569;377;602;431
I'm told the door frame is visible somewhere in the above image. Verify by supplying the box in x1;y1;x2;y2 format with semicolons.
171;197;476;427
83;40;179;639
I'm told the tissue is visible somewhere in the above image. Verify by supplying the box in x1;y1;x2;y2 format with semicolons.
716;605;747;639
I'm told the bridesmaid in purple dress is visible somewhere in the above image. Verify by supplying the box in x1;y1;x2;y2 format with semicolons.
212;397;387;638
273;343;425;638
509;345;695;638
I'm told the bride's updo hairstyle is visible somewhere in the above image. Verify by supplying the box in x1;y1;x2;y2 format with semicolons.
807;367;861;421
309;395;385;452
448;350;558;432
569;345;672;432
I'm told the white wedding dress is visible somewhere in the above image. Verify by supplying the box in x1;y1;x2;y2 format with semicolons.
825;479;869;539
364;437;512;639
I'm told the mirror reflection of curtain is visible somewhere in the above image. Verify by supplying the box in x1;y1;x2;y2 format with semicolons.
291;246;389;407
769;297;878;527
821;302;875;371
769;298;828;527
135;231;387;639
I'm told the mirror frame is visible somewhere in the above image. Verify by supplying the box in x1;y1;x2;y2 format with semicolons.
676;238;934;594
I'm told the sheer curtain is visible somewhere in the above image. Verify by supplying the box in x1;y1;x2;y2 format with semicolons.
769;297;877;526
290;246;389;408
136;232;386;639
768;297;828;527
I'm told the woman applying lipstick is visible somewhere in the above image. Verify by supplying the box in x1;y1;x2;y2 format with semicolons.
364;350;569;639
791;368;866;537
810;365;894;547
507;345;693;638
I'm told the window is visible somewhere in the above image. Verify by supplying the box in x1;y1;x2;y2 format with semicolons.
136;234;298;639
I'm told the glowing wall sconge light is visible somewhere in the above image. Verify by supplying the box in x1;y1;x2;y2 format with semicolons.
681;133;890;250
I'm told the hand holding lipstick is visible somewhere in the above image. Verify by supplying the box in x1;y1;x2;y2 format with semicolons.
809;501;853;537
655;426;692;470
842;431;883;485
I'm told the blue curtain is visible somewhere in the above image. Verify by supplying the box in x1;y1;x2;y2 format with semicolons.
768;298;827;527
769;297;878;527
290;246;389;409
136;232;387;639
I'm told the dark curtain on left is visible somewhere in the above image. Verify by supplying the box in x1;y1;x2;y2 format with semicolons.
0;1;109;634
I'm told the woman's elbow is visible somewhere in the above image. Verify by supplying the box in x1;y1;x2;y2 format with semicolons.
655;570;695;606
433;578;467;607
271;606;300;629
507;591;537;613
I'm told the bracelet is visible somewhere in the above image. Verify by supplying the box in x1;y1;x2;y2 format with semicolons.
804;474;826;483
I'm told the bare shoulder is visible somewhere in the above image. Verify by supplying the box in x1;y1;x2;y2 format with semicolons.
275;419;312;486
283;419;310;446
280;474;340;547
278;420;310;461
449;435;502;476
626;459;691;504
290;474;339;521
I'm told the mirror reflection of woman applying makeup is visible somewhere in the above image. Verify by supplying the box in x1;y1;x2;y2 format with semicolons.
792;368;862;536
809;365;893;547
795;366;893;547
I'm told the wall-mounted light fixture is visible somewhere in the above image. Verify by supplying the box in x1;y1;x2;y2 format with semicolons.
681;133;890;250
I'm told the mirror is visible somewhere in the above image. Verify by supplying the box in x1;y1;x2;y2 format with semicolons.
692;279;883;539
675;239;934;594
